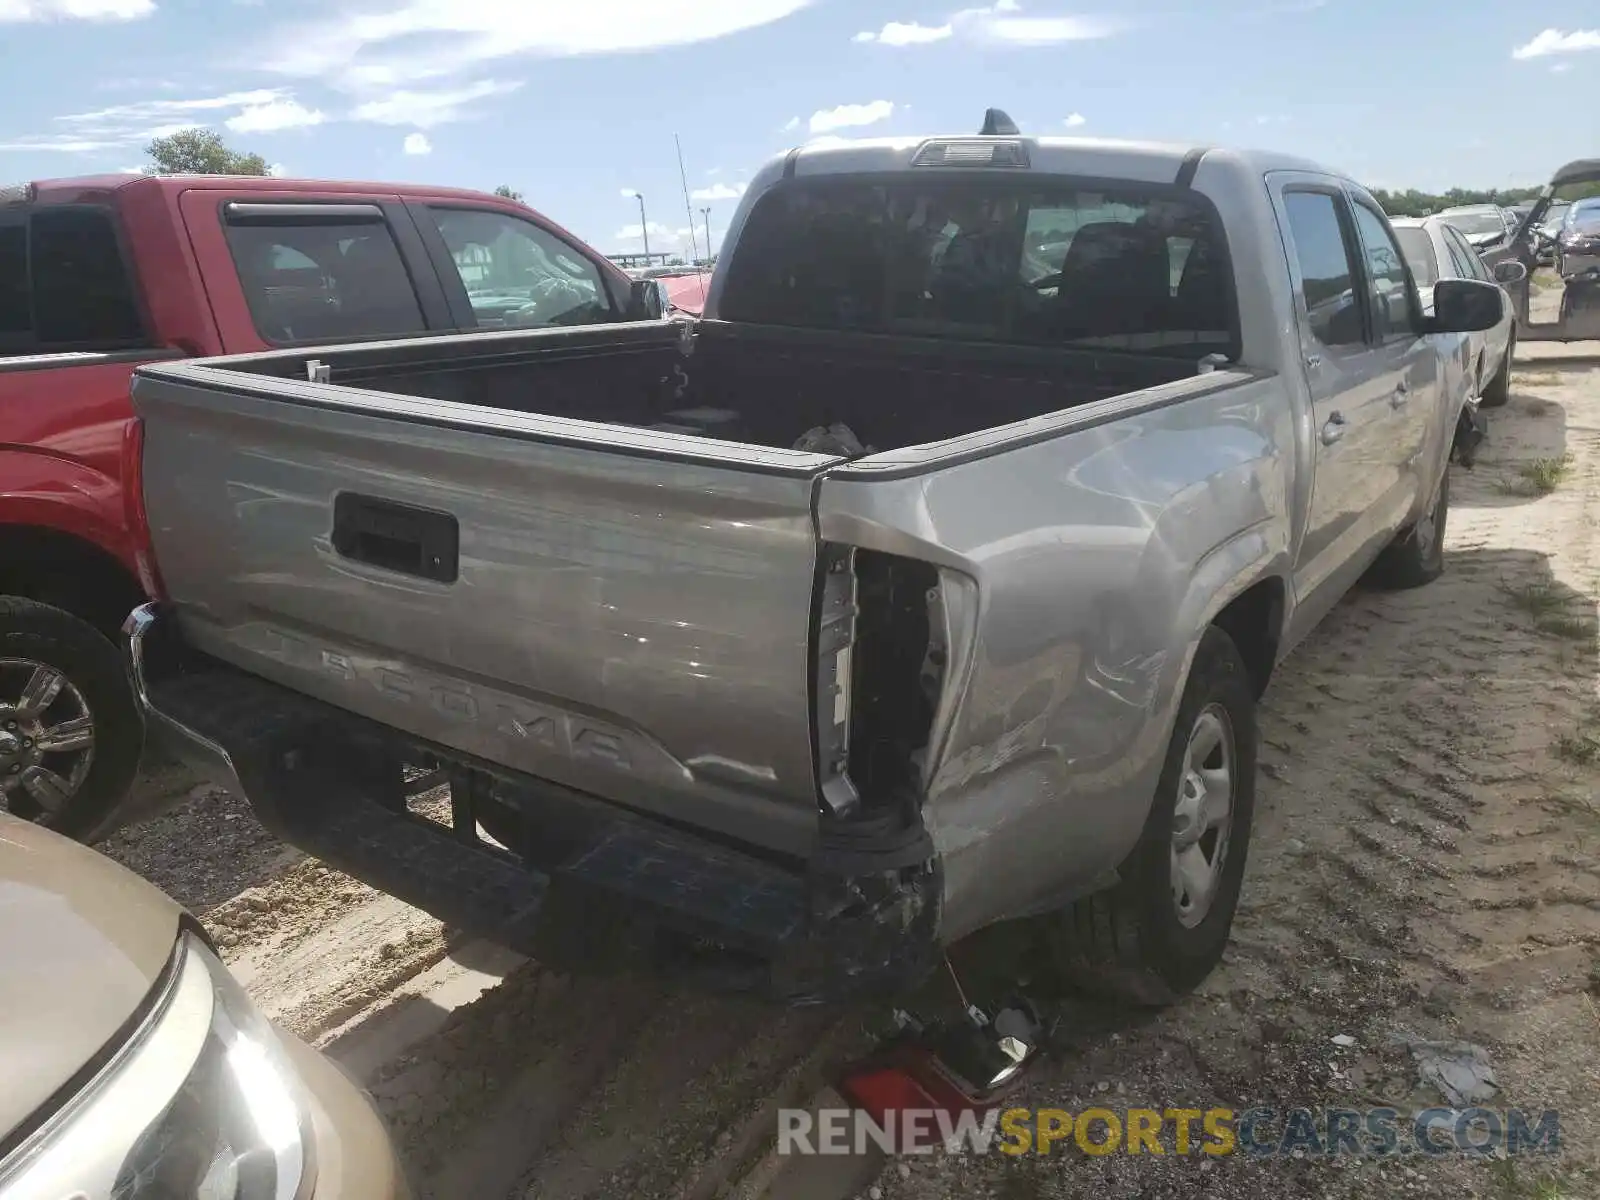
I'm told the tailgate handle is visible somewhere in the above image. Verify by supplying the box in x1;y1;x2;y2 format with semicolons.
332;493;459;583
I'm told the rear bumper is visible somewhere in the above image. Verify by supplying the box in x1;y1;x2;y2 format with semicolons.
124;604;941;1004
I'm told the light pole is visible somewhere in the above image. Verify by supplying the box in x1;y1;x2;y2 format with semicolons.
700;206;712;263
630;191;650;259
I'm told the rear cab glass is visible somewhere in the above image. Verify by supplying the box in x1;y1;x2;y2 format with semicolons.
221;203;428;344
717;178;1239;360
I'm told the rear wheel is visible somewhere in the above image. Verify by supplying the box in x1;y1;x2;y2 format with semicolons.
1048;626;1257;1006
1480;334;1514;408
0;598;143;841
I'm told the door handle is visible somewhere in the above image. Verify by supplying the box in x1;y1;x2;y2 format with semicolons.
1320;412;1348;446
332;493;460;583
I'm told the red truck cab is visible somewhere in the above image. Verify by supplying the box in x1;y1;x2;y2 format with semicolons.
0;172;649;838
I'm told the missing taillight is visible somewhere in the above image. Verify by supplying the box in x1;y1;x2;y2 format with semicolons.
120;417;167;600
814;544;953;822
847;550;942;807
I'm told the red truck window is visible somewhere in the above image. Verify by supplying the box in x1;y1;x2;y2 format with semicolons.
0;223;27;344
427;207;617;330
222;208;427;344
31;208;147;346
0;207;147;352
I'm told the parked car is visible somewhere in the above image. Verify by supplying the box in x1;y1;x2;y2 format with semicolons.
1437;204;1514;248
0;173;661;841
119;120;1499;1007
1553;197;1600;282
1391;215;1524;406
0;812;406;1196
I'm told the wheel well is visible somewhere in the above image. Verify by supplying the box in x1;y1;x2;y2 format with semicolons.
1211;578;1285;699
0;526;147;640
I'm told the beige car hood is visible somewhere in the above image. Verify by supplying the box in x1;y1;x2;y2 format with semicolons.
0;815;180;1146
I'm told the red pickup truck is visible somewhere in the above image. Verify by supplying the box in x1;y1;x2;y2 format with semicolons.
0;172;657;839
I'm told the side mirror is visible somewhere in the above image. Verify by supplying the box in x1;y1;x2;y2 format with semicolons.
627;277;666;320
1494;259;1528;285
1429;278;1503;333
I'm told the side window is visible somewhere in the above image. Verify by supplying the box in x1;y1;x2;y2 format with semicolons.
223;211;427;344
428;208;614;330
0;220;29;348
1447;229;1491;283
30;208;145;347
1350;201;1413;341
1439;228;1474;279
1281;191;1364;347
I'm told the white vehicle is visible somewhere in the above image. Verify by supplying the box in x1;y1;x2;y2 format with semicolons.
1391;215;1524;408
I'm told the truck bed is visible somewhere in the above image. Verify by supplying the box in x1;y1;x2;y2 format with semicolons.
200;319;1196;453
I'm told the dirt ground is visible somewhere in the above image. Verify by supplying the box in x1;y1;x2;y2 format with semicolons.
101;360;1600;1200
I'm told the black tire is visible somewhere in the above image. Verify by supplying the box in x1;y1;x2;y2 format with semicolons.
1370;462;1450;589
1048;625;1257;1006
1480;335;1513;408
0;597;143;841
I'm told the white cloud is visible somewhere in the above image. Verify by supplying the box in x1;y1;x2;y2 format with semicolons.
1063;112;1086;127
0;88;321;154
266;162;288;176
690;181;747;202
0;0;153;21
403;131;431;154
261;0;815;94
855;20;952;44
613;220;701;254
856;0;1115;47
349;79;521;127
226;98;326;133
782;115;801;132
810;100;895;134
1551;61;1572;72
1512;28;1600;58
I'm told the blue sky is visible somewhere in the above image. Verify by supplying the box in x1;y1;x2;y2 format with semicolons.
1;0;1595;258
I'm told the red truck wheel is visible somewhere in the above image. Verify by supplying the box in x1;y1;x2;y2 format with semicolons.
0;598;143;841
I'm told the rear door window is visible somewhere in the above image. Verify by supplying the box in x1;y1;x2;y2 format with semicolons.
426;208;615;330
222;206;427;343
29;207;146;347
717;178;1237;359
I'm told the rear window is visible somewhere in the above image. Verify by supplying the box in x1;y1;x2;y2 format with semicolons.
223;213;427;344
717;179;1237;359
1392;226;1439;286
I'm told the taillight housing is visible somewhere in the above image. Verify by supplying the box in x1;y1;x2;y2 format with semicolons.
813;545;975;819
121;417;167;600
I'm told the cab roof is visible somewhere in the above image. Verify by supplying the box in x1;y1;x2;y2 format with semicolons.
8;173;517;207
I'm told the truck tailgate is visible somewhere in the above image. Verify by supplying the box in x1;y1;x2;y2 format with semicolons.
131;367;843;855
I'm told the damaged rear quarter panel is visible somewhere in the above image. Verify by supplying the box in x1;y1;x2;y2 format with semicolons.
816;374;1294;941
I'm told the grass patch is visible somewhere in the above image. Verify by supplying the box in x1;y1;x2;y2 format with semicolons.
1501;579;1570;620
1489;1159;1583;1200
1497;454;1575;497
1514;370;1565;386
1554;728;1600;767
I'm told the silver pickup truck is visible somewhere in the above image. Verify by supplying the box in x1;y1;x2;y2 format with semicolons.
119;120;1502;1004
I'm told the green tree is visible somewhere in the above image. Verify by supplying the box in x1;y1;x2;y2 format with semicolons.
145;128;269;176
494;184;525;203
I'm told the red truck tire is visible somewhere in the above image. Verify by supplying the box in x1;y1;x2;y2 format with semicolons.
0;597;143;840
